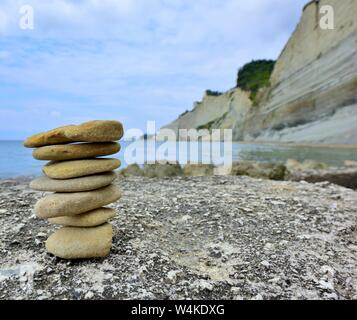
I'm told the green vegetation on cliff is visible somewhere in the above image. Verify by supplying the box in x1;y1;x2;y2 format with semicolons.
196;120;216;131
236;59;275;103
205;90;223;97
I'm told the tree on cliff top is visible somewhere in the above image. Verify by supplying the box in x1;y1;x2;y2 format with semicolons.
236;59;275;102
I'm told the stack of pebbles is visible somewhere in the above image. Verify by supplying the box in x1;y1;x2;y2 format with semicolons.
24;120;124;259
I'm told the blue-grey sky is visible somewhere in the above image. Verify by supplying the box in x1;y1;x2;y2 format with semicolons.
0;0;307;140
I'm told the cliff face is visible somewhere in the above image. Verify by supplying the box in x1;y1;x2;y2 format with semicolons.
243;0;357;143
163;89;252;140
162;0;357;144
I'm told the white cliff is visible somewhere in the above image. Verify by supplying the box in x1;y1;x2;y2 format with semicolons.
243;0;357;144
162;0;357;144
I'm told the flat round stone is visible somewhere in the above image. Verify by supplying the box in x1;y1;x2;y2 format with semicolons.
35;185;122;218
45;223;113;259
24;120;124;148
30;172;117;192
33;142;120;161
48;207;116;227
43;158;120;179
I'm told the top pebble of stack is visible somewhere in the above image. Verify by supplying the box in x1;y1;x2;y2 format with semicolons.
24;120;124;148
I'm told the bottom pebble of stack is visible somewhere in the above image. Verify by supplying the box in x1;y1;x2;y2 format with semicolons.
46;223;113;259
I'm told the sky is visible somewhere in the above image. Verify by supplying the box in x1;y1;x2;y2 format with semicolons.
0;0;308;140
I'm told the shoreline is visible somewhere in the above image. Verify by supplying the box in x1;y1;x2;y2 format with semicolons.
236;140;357;150
2;157;357;190
140;137;357;149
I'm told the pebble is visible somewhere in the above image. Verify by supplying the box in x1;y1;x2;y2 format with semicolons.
34;185;122;218
260;260;271;267
165;270;182;284
33;142;120;161
45;223;113;259
48;207;116;227
43;159;121;179
30;172;117;192
24;120;124;148
85;291;94;299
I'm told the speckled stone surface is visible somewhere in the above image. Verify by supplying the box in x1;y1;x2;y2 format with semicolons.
0;176;356;299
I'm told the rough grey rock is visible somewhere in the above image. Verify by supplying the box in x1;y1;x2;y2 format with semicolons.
0;176;356;299
30;172;117;192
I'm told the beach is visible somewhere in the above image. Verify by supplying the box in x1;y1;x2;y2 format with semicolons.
1;175;356;300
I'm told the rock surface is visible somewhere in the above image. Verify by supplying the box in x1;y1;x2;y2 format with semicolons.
33;142;120;161
34;185;122;218
45;223;113;259
287;166;357;189
48;208;116;227
183;164;214;177
344;160;357;167
0;176;356;299
231;161;286;181
24;120;124;148
121;161;357;190
43;159;121;179
119;164;144;177
143;162;183;178
286;159;329;172
30;172;117;192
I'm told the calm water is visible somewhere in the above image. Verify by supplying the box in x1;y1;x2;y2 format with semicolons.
1;140;357;179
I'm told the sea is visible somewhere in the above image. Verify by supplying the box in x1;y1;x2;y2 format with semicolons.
1;140;357;179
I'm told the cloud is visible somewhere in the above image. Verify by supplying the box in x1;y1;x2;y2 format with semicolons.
0;0;308;139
